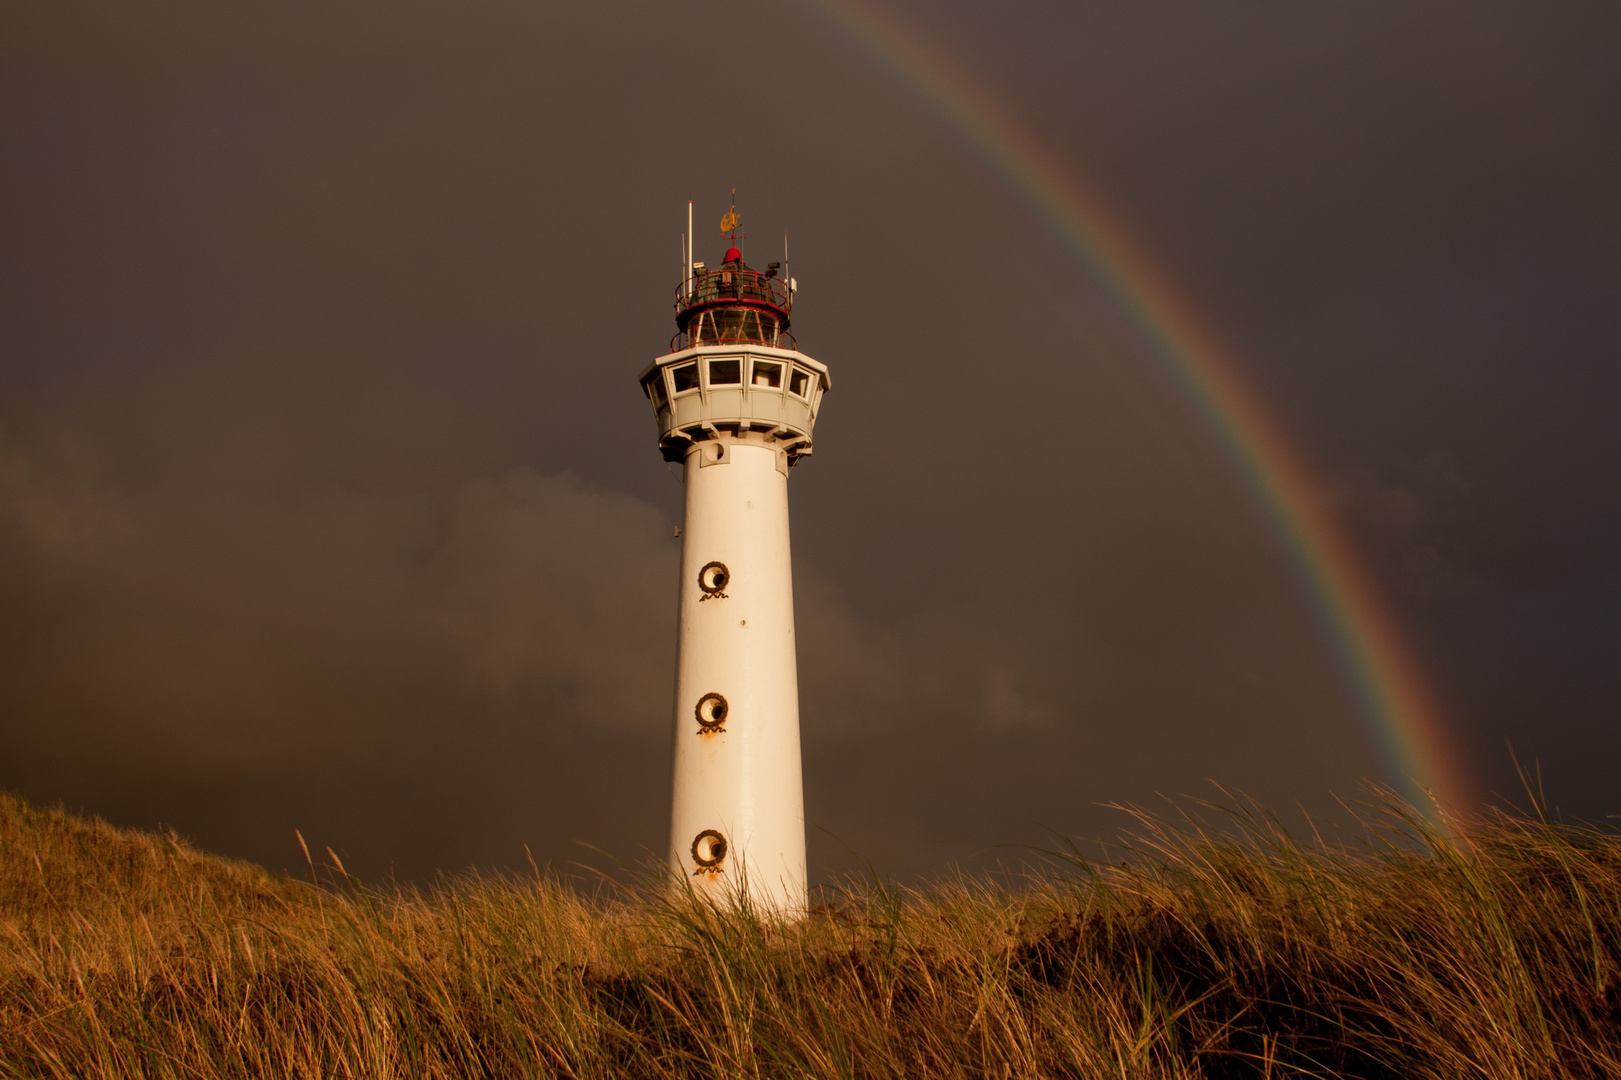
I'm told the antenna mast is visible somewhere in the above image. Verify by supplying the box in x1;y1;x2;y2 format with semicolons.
784;233;790;302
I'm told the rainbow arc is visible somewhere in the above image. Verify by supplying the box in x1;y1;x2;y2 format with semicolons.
813;0;1474;814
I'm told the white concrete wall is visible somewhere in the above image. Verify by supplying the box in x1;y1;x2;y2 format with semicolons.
668;438;806;911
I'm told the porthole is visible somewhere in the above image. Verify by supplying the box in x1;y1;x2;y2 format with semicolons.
691;829;728;869
695;693;729;731
698;561;730;595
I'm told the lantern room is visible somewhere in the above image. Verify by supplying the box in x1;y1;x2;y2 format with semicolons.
672;246;795;352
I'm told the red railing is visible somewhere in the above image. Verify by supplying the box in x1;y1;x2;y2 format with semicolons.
674;267;792;317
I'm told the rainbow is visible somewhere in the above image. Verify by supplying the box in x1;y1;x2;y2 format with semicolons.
811;0;1475;815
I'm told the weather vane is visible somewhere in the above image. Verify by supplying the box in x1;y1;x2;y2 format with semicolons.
719;188;741;236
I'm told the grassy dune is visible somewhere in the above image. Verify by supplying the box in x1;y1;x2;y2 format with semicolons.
2;791;1618;1079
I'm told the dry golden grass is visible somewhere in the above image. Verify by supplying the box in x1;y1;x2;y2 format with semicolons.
2;789;1618;1079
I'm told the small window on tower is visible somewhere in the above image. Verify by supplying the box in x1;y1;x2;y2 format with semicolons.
708;359;741;385
671;363;699;394
751;361;783;388
644;373;669;409
788;367;811;398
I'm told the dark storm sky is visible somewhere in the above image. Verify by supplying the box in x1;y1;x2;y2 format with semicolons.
1;2;1616;882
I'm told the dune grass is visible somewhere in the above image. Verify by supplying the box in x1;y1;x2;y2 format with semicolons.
2;790;1618;1079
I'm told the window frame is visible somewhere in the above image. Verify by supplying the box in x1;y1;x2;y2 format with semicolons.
669;361;700;396
644;370;670;410
706;357;743;388
749;359;784;390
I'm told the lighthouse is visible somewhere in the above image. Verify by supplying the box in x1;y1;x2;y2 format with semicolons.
637;201;830;910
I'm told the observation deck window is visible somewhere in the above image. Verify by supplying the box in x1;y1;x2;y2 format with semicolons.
671;362;699;394
788;367;811;398
707;358;741;386
751;360;782;388
644;372;669;410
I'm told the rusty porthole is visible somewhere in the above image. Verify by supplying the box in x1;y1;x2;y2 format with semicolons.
691;829;728;869
698;561;730;596
695;693;729;731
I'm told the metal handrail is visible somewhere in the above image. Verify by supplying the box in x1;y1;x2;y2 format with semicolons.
674;267;791;315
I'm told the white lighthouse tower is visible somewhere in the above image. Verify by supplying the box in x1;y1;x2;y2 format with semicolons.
637;202;830;911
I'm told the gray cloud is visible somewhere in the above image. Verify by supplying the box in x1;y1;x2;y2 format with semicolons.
1;0;1615;880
